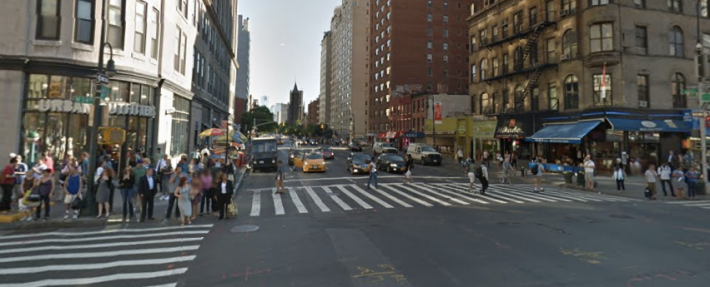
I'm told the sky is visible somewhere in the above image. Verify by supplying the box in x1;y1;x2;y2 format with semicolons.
238;0;342;108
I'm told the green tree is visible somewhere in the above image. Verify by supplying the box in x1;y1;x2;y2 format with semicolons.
241;106;277;134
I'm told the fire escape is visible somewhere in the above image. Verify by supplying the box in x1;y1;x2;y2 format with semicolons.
479;11;558;115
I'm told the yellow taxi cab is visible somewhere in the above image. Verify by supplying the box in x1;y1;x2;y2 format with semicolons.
294;152;327;173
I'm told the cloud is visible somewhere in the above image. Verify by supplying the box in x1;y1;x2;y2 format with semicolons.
279;43;286;46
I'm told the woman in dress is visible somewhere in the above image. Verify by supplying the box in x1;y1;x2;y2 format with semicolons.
174;176;192;225
96;167;113;218
118;166;134;221
34;169;55;220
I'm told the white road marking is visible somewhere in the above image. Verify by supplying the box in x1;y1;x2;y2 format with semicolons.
368;186;413;208
403;184;470;205
0;256;197;275
0;225;213;241
442;184;522;203
0;230;209;247
250;189;261;216
418;183;489;204
351;185;394;208
0;237;203;255
288;188;308;213
283;176;466;183
272;188;285;215
0;268;188;287
336;185;373;209
141;284;178;287
380;185;434;207
322;186;352;211
305;186;331;212
493;185;571;202
393;184;452;206
481;186;543;203
0;245;200;264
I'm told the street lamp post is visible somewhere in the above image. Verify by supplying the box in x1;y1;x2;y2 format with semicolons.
84;0;116;216
696;0;709;194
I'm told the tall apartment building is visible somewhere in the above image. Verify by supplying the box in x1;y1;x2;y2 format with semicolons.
234;15;251;126
287;83;304;125
191;0;238;151
319;31;333;125
0;0;203;167
330;0;369;140
468;0;709;170
369;0;478;138
308;99;320;125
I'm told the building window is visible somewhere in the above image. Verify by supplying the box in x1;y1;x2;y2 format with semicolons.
590;23;613;53
637;75;649;108
668;0;682;12
443;15;448;23
443;55;448;63
502;20;509;38
514;85;525;111
532;87;540;111
635;26;647;54
669;26;684;57
179;0;189;18
546;38;555;63
530;43;539;65
427;14;432;22
481;93;491;114
634;0;645;8
444;1;448;9
37;0;61;40
702;0;708;17
471;64;477;82
514;47;523;70
107;0;125;49
171;96;190;156
529;7;538;26
592;73;611;105
151;8;159;59
443;29;448;37
562;0;576;11
443;43;448;50
548;82;559;111
492;25;498;41
564;75;579;110
480;59;488;80
590;0;610;6
428;28;433;36
427;0;432;7
671;73;686;108
546;0;555;21
427;54;433;62
427;41;433;49
479;30;487;46
134;1;147;53
427;68;433;76
513;11;523;33
492;57;499;77
74;0;93;44
562;29;577;58
502;53;509;74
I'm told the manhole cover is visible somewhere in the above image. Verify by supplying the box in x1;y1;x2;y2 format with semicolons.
609;214;633;219
231;225;260;233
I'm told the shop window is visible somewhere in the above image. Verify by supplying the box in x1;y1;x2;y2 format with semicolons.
564;75;579;110
48;76;69;99
36;0;61;40
171;96;190;156
669;26;684;57
671;73;686;108
28;74;49;99
593;73;611;106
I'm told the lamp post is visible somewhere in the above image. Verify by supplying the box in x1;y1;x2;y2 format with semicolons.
26;131;40;165
84;0;117;216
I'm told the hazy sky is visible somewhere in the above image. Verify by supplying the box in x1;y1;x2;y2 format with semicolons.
238;0;341;107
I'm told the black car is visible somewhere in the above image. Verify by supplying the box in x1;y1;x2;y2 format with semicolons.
346;153;372;174
349;142;363;151
376;154;407;173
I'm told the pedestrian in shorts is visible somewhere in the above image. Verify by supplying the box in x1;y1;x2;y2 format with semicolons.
275;161;285;194
533;159;545;193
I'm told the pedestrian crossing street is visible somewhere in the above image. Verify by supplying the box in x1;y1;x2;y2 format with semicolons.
0;224;213;287
665;200;710;210
246;183;634;217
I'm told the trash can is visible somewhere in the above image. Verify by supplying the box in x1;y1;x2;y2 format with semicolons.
563;172;574;184
697;181;706;195
576;171;586;186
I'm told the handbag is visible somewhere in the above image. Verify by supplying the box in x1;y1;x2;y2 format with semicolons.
227;198;238;218
70;194;82;210
227;173;234;182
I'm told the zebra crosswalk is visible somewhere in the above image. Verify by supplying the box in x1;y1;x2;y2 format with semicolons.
0;224;213;287
664;200;710;210
245;183;633;217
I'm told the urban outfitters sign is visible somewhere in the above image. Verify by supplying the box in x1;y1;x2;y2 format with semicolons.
36;99;156;118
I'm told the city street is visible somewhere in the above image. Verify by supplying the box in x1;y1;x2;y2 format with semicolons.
1;141;709;286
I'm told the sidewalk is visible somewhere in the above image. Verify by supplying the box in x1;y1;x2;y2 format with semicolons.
0;166;247;230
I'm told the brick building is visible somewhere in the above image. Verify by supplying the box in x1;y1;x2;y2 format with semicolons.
308;99;320;125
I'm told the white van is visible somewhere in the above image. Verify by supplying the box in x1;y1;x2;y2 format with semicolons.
406;143;442;165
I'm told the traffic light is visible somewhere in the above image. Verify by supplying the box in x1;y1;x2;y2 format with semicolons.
320;123;324;129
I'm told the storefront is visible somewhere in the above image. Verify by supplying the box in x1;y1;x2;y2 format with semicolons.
471;117;497;160
22;74;157;169
402;131;425;151
494;114;539;160
424;117;468;158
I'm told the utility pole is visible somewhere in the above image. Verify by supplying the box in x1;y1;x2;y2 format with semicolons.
431;95;436;147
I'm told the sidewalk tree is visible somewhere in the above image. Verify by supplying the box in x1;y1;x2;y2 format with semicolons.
241;106;276;133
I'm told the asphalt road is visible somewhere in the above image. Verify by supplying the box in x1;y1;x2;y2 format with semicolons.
1;140;709;287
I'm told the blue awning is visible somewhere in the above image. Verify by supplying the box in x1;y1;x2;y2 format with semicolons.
526;120;602;144
607;118;690;132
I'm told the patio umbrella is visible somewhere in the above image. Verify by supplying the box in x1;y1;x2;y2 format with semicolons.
199;128;225;138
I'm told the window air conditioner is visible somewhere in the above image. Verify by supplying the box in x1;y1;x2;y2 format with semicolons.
639;100;648;108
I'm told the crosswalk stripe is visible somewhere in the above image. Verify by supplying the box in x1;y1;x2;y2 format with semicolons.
380;185;434;207
142;284;178;287
526;188;597;202
0;245;200;264
404;184;470;205
436;184;508;204
305;186;331;212
486;186;546;203
0;255;197;275
0;225;214;241
492;185;565;202
0;230;209;248
539;187;607;202
351;185;394;208
272;188;285;215
336;185;373;209
0;268;188;287
250;190;261;216
442;184;524;203
0;237;204;255
394;184;452;206
322;186;352;211
368;186;413;208
419;183;489;204
288;188;308;213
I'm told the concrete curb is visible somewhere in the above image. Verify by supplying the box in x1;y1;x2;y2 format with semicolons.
234;167;248;194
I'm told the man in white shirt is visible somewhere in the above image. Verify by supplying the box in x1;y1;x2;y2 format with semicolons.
657;163;674;197
584;156;596;190
366;157;378;189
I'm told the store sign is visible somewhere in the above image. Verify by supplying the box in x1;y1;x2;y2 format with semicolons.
458;125;466;135
497;118;524;136
36;99;156;118
434;102;442;124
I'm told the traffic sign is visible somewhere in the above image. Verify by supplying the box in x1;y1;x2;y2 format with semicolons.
74;96;93;104
702;93;710;103
96;73;110;85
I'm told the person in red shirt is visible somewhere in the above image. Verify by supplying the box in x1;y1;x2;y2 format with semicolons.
1;157;18;212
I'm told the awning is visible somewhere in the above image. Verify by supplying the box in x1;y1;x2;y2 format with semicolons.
527;120;602;144
607;118;691;133
385;131;400;139
377;133;387;138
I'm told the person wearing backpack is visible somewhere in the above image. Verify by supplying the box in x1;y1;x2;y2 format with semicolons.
531;159;545;193
477;162;489;194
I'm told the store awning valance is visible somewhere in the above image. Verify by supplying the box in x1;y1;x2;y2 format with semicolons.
606;118;690;133
526;120;602;144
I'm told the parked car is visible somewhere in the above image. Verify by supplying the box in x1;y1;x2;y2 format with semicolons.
407;143;442;165
376;154;407;173
349;142;363;151
322;147;335;159
293;152;327;173
346;153;372;175
373;142;398;156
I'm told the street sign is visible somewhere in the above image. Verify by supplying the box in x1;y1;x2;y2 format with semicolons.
702;93;710;103
96;73;110;85
100;85;111;99
73;96;93;104
684;88;699;98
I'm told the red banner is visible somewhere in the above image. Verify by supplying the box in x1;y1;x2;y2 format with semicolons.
434;102;442;124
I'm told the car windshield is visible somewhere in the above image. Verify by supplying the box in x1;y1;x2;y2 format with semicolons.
323;147;332;152
352;154;370;162
388;155;404;162
306;153;323;160
421;147;436;152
